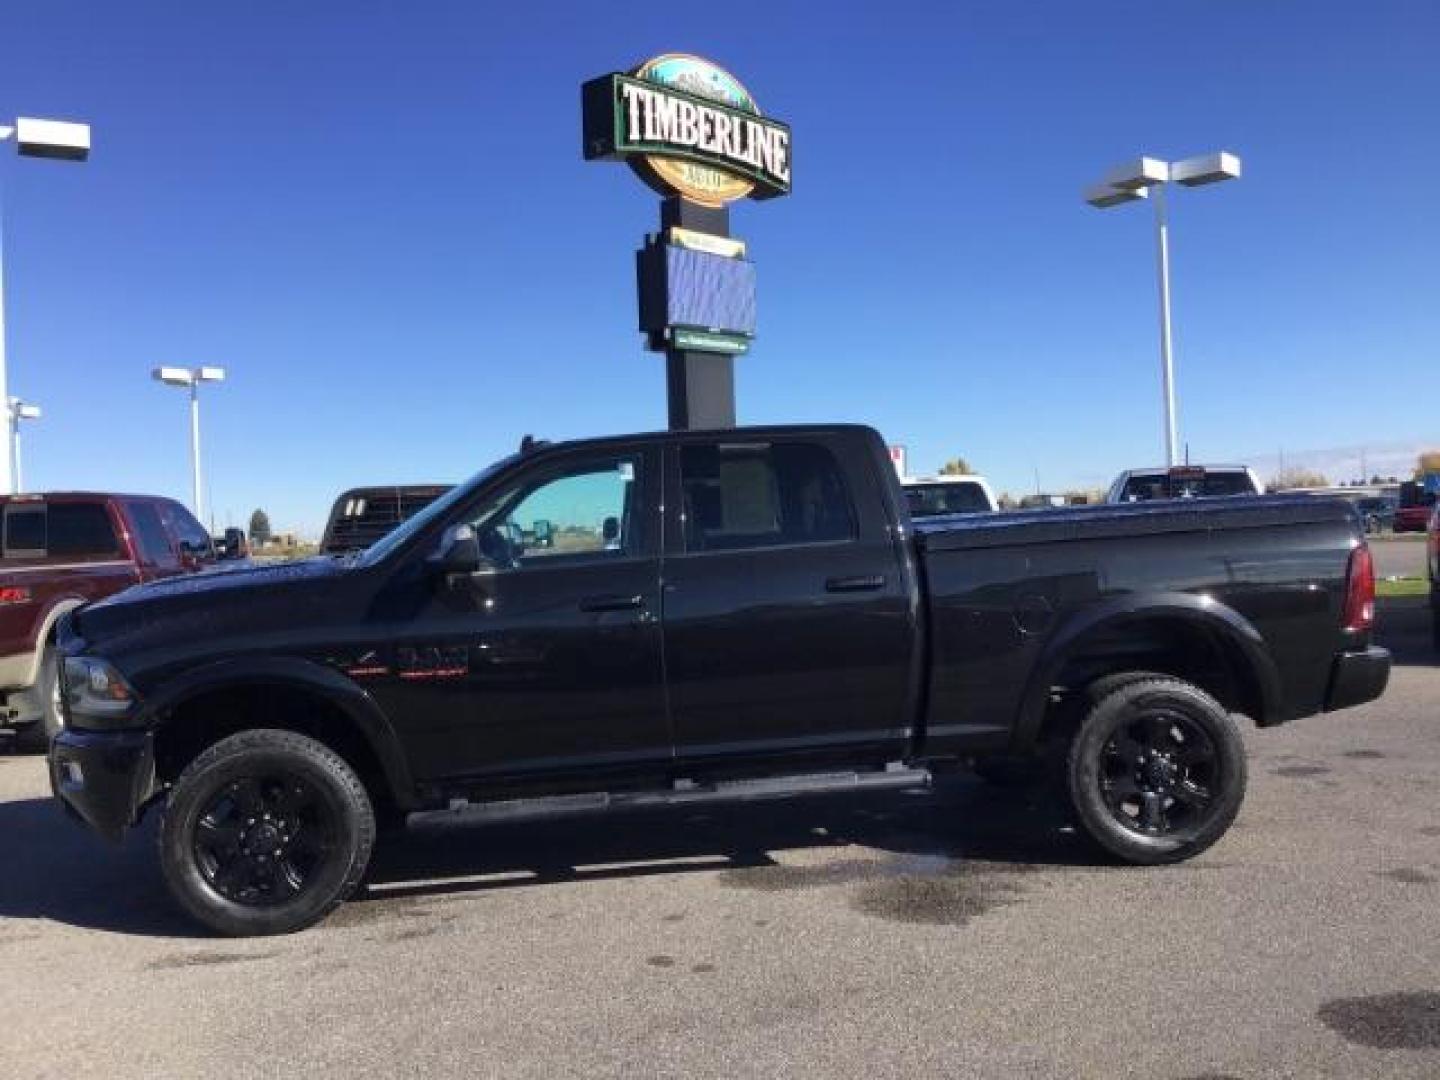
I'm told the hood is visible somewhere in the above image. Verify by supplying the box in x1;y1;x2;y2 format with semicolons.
74;556;350;647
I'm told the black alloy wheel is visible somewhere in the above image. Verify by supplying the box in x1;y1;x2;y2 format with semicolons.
160;729;375;936
1098;708;1219;837
1066;676;1246;865
193;773;338;906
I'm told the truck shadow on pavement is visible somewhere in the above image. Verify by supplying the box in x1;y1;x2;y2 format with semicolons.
0;776;1093;937
1376;596;1435;667
357;776;1094;907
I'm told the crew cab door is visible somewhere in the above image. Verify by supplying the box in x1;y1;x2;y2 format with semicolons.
661;434;916;767
376;443;670;785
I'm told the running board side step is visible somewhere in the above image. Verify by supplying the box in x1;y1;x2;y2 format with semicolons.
411;764;932;828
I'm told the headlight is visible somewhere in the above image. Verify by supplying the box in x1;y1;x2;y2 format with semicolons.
63;657;138;720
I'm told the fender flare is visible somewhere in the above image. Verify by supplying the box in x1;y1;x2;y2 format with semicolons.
138;655;415;805
1012;591;1286;748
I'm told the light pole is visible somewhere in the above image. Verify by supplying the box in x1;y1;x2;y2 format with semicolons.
7;396;40;492
1084;152;1241;466
152;366;226;519
0;117;91;495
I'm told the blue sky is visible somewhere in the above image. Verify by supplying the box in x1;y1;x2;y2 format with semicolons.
1;0;1436;533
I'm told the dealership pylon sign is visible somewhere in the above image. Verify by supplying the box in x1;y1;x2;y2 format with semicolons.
584;55;791;205
583;54;791;431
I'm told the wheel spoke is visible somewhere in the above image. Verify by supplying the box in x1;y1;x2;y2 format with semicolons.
196;815;243;852
1145;713;1178;749
1176;734;1216;767
229;777;266;818
1170;780;1213;811
1108;726;1145;763
269;780;312;818
1102;770;1142;800
285;820;324;856
1138;791;1166;831
210;852;253;897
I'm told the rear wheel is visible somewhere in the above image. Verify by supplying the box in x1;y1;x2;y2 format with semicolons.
159;729;375;936
1066;676;1246;865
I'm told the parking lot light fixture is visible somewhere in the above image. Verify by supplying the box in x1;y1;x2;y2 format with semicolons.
151;365;226;519
1085;150;1242;467
7;396;41;493
0;116;92;495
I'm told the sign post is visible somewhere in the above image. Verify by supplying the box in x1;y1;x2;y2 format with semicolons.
583;53;790;430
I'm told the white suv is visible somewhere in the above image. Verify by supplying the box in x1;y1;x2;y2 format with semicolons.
902;475;999;518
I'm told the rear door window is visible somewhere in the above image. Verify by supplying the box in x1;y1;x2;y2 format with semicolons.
46;502;121;558
679;441;856;552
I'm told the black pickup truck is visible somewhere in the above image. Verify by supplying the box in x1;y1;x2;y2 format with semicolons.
49;424;1389;936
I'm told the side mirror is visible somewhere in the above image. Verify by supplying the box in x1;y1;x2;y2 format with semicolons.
432;524;487;575
602;516;620;543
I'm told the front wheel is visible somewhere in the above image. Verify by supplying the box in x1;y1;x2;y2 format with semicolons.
1066;676;1246;865
15;644;64;753
159;729;375;936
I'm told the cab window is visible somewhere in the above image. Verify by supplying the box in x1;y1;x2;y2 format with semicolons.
468;456;642;566
680;441;856;552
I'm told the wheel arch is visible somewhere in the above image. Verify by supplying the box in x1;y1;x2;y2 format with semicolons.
12;597;86;688
1013;592;1285;749
143;657;416;811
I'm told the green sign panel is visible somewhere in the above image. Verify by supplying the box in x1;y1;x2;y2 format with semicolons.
671;327;751;354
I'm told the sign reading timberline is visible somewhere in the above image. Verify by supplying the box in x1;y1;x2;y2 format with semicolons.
583;54;792;205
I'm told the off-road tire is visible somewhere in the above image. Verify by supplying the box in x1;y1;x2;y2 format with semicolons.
159;729;375;936
1066;676;1246;865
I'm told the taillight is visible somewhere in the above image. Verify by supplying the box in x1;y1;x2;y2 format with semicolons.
1343;544;1375;633
0;586;32;605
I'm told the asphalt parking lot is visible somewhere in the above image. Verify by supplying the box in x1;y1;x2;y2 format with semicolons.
3;599;1437;1079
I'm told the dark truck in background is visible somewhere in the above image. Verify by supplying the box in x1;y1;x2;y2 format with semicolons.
320;484;452;554
48;425;1388;936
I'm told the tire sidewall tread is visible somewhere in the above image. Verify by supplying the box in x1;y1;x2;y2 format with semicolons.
159;728;375;937
1067;676;1247;865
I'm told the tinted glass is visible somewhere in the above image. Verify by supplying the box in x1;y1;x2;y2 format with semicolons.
162;502;214;559
1120;472;1256;501
127;502;175;564
47;502;120;557
473;458;640;563
904;481;991;517
680;441;856;552
3;506;46;556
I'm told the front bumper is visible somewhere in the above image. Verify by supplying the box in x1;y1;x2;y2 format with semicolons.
1324;646;1391;713
48;728;158;844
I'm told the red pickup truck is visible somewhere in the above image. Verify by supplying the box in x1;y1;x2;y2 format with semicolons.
1;492;218;748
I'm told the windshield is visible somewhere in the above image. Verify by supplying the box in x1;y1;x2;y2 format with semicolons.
356;454;519;566
904;481;991;517
1118;471;1256;501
